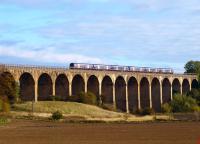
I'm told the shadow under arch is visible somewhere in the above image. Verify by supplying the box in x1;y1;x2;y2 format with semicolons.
172;78;181;95
182;79;190;95
115;76;126;112
151;78;161;112
192;79;199;89
162;78;171;103
55;74;69;100
101;75;113;104
140;77;150;109
20;72;35;101
72;74;85;96
128;77;138;113
38;73;53;101
87;75;99;100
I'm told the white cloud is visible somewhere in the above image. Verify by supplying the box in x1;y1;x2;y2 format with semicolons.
0;46;102;64
35;15;200;68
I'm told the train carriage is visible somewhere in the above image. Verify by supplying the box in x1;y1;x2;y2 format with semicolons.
69;63;174;74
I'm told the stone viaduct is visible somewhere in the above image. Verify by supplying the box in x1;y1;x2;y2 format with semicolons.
1;64;198;113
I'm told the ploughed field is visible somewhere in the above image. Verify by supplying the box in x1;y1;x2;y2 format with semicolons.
0;120;200;144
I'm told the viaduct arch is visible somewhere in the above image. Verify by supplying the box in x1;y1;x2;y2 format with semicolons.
87;75;99;100
192;79;199;89
162;78;171;103
38;73;53;101
182;79;190;95
151;78;161;112
20;72;35;101
172;78;181;95
140;77;150;109
55;74;69;100
0;64;198;113
72;74;85;96
115;76;126;112
101;75;113;105
128;77;138;113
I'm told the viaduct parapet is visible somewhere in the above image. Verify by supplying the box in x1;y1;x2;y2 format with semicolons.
1;64;198;113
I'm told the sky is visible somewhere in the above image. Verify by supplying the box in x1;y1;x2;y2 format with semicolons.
0;0;200;72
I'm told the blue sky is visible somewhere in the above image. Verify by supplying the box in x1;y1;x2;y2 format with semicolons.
0;0;200;72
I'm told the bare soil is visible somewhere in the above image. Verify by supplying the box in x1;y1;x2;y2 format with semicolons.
0;120;200;144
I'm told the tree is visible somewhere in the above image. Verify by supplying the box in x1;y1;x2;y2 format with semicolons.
184;61;200;74
184;61;200;106
187;88;200;106
0;66;18;104
185;61;200;84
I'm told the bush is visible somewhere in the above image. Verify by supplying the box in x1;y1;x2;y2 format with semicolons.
49;95;64;101
81;92;97;105
191;105;200;112
0;96;10;113
187;89;200;106
69;91;97;105
170;94;198;113
141;108;155;115
0;117;9;125
51;111;63;120
161;103;172;113
134;109;143;115
135;108;154;116
68;94;82;102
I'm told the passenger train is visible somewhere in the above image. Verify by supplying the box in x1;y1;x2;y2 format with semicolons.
69;63;174;74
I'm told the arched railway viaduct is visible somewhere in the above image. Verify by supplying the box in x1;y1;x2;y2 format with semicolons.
1;64;198;113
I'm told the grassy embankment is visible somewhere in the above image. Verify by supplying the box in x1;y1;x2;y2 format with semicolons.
12;101;161;122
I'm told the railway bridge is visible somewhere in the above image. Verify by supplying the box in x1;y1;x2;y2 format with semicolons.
0;64;198;113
